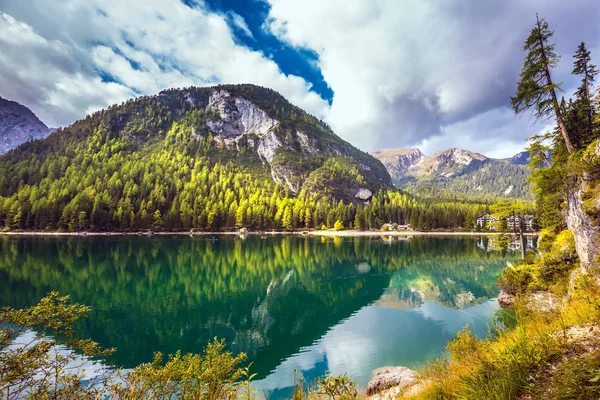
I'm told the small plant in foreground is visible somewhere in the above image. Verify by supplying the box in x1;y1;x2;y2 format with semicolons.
314;373;358;399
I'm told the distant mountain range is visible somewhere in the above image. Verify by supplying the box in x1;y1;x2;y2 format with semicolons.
0;96;53;154
371;148;532;200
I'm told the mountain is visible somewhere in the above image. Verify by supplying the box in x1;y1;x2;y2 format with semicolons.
0;96;52;154
503;151;530;165
371;147;532;200
0;84;392;231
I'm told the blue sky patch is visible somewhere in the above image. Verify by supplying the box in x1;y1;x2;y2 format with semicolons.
194;0;333;104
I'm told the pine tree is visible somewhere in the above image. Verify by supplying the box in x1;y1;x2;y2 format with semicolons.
511;15;575;153
572;42;598;146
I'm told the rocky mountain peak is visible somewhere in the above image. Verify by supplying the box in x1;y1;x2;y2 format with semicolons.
205;89;279;140
371;146;532;199
433;148;487;164
507;151;530;165
0;96;52;154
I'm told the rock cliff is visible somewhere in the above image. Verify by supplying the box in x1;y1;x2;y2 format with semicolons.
201;86;390;199
566;141;600;269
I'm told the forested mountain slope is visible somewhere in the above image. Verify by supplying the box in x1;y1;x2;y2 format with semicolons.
0;84;496;232
0;96;52;154
0;84;398;231
372;148;532;200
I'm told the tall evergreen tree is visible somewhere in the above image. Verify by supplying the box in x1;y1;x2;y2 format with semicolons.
511;15;575;153
572;42;598;144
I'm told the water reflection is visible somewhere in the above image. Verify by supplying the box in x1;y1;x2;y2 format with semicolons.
0;235;520;395
255;299;499;396
477;235;536;252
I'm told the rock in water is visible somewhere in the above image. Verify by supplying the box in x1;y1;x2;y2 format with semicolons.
367;366;417;396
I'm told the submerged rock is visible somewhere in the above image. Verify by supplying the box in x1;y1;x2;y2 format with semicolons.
366;366;418;396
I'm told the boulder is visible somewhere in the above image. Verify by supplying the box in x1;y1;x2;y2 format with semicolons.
527;290;563;313
497;289;516;307
366;366;417;396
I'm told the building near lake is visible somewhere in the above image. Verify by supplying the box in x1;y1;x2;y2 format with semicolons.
506;215;534;231
476;214;498;230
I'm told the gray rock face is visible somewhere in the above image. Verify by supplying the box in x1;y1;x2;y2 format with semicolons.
203;88;390;198
567;180;600;269
370;148;424;183
566;142;600;269
367;366;418;396
0;96;51;154
205;89;325;193
355;188;373;200
206;89;278;139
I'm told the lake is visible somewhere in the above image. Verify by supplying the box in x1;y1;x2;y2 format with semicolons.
0;234;524;397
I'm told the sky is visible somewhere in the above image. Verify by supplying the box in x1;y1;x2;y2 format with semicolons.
0;0;599;158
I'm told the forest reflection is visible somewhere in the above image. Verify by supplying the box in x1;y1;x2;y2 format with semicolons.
0;234;521;380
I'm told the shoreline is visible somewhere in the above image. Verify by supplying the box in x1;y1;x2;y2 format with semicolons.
0;230;539;237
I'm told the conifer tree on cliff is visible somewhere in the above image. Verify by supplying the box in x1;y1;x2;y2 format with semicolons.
511;15;575;153
572;41;598;145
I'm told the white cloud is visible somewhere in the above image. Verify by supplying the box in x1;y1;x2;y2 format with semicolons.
0;12;135;127
227;11;254;39
0;0;329;128
0;0;598;155
415;107;551;158
265;0;600;154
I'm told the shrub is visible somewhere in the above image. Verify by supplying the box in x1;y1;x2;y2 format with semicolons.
498;263;534;295
314;373;358;399
0;293;252;400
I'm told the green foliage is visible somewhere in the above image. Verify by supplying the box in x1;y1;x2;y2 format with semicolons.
498;230;577;295
551;350;600;400
571;42;599;149
109;339;247;400
0;292;114;399
0;84;491;233
314;373;358;400
511;15;562;121
497;262;535;296
446;325;482;363
333;219;344;231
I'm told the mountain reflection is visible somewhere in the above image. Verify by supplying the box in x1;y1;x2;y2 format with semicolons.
0;235;519;385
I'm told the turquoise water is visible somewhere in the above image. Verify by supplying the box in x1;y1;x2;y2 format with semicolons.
0;235;521;397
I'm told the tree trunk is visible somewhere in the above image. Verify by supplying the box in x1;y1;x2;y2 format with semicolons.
536;16;575;154
554;105;575;153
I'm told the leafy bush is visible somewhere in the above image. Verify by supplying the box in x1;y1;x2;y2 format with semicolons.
498;263;534;295
0;293;252;400
314;373;358;400
1;293;364;400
